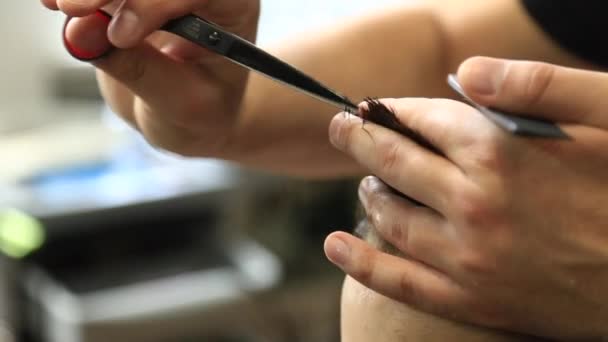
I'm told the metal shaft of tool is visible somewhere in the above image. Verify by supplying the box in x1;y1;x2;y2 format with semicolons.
163;15;359;113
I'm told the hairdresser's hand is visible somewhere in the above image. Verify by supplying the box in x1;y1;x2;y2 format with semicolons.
324;57;608;340
41;0;260;156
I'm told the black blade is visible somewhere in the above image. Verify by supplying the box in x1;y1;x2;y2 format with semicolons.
163;15;357;112
227;39;358;112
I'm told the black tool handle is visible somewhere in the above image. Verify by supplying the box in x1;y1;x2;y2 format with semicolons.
447;74;569;139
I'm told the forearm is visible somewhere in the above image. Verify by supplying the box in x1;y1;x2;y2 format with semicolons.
222;4;449;178
221;0;594;178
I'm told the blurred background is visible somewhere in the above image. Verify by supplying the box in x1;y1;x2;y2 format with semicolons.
0;1;399;341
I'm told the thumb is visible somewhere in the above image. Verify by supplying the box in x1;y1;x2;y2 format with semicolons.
457;57;608;129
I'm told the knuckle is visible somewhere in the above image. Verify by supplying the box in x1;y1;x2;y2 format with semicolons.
123;56;148;84
506;61;556;108
175;93;208;125
469;298;512;329
175;87;229;128
41;0;59;10
350;247;375;285
365;192;413;254
132;0;188;17
468;132;510;173
458;294;500;327
473;144;503;172
379;139;404;175
106;52;148;85
371;208;409;250
137;117;203;157
385;218;410;253
451;186;499;228
459;200;490;228
330;117;354;150
524;63;556;107
397;271;419;305
366;193;387;226
457;250;496;280
452;237;514;289
57;0;88;15
163;0;196;18
391;220;408;250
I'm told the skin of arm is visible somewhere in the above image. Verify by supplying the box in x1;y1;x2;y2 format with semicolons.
221;0;594;177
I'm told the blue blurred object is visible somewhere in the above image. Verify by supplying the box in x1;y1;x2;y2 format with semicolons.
10;107;238;220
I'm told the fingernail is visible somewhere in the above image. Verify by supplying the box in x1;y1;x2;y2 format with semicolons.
358;176;375;208
329;115;347;149
329;114;362;150
464;58;507;96
108;9;140;48
326;237;350;267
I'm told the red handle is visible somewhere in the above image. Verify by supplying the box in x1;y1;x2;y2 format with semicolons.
63;10;113;61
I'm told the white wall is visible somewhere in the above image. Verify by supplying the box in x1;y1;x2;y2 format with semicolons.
0;2;76;132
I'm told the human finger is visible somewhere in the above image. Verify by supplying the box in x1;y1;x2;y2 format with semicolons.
324;232;492;325
107;0;209;48
57;0;115;17
358;176;457;272
330;111;466;212
41;0;60;10
458;57;608;129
